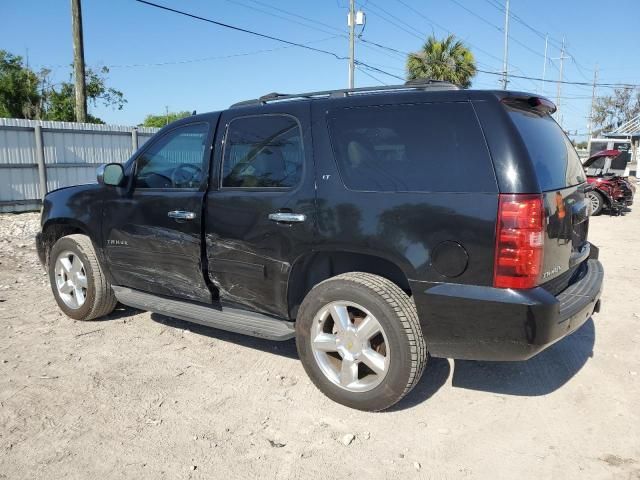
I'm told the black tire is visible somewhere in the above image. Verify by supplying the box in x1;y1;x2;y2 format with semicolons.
296;272;427;411
48;234;117;321
588;191;604;216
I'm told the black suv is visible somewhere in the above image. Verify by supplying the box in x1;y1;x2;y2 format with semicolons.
36;82;604;411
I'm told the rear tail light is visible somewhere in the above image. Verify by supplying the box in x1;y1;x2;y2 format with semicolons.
494;194;544;289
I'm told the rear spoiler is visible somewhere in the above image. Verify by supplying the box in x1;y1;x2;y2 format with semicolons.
501;95;557;115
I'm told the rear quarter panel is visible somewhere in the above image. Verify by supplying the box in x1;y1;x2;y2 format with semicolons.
311;99;499;287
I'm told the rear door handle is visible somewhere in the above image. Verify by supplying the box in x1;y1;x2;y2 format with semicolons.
268;212;306;223
168;210;196;221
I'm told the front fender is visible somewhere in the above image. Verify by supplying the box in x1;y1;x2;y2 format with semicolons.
39;184;110;273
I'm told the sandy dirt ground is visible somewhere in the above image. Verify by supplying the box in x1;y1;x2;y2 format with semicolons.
0;208;639;480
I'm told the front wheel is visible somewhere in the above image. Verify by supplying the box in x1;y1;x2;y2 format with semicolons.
296;272;427;411
48;234;117;321
587;191;604;216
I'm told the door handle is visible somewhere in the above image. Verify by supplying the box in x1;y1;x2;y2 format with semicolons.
268;212;306;223
168;210;196;221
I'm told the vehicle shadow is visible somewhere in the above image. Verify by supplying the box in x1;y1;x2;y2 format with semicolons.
148;313;594;406
451;318;595;396
92;304;142;321
389;356;452;411
149;312;299;359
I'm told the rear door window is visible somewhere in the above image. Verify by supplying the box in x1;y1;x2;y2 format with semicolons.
222;115;303;188
505;107;585;191
327;102;496;192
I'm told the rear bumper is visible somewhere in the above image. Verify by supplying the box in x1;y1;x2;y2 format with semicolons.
412;256;603;361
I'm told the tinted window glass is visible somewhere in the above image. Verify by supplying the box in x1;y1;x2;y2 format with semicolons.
136;123;208;189
506;107;586;191
589;141;609;156
327;102;496;192
222;115;303;188
588;157;606;169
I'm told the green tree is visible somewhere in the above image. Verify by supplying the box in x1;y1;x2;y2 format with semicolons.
406;34;477;88
0;49;126;123
42;67;126;123
141;111;191;128
0;50;41;119
592;87;640;132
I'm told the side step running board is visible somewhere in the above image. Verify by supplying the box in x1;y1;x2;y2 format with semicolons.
112;286;295;341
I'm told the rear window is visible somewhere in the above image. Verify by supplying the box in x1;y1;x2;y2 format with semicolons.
327;102;496;192
506;107;585;191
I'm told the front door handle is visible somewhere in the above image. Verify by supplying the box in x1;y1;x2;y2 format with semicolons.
268;212;306;223
168;210;196;221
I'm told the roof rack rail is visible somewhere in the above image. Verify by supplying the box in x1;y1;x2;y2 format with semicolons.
230;79;459;108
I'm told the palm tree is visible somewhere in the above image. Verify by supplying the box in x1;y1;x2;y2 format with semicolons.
407;34;477;88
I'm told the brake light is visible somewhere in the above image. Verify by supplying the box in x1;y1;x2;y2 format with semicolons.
494;194;544;289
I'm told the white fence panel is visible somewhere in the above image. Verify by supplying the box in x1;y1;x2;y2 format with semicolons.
0;118;159;212
0;167;40;202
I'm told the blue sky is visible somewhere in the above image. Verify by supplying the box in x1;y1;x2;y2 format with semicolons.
2;0;638;139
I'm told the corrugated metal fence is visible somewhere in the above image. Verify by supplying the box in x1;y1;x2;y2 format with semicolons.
0;118;159;212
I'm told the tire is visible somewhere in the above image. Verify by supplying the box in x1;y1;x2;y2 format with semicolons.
588;191;604;216
48;234;117;321
296;272;427;411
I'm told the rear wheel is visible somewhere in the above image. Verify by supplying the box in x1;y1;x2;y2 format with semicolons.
48;234;117;321
587;191;604;216
296;272;427;411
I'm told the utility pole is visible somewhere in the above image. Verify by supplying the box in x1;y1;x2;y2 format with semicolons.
71;0;87;123
555;37;566;127
348;0;355;89
500;0;510;90
588;64;599;139
541;34;548;95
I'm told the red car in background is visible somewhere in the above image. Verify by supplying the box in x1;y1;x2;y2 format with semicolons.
583;149;635;215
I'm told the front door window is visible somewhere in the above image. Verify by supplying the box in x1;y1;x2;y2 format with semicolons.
135;123;209;189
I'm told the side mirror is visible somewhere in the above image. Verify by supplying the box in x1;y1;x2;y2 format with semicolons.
97;163;125;186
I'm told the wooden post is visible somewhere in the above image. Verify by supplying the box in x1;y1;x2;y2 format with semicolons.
34;125;48;198
71;0;87;123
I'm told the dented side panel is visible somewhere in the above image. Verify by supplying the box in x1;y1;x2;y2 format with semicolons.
100;115;219;304
102;190;212;303
205;102;315;318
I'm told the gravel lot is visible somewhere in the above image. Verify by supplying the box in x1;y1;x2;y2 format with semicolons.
0;208;638;480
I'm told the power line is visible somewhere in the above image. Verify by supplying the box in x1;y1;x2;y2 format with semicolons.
221;0;344;38
476;67;640;88
366;0;425;40
108;38;341;68
354;60;404;81
133;0;405;82
242;0;346;35
448;0;546;61
38;36;341;70
134;0;348;60
482;0;594;84
356;64;388;85
394;0;504;65
391;0;531;74
483;0;561;47
225;0;406;64
83;0;640;93
393;0;450;37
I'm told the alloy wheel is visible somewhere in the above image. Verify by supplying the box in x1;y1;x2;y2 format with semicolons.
54;250;88;309
310;301;390;392
587;192;600;215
